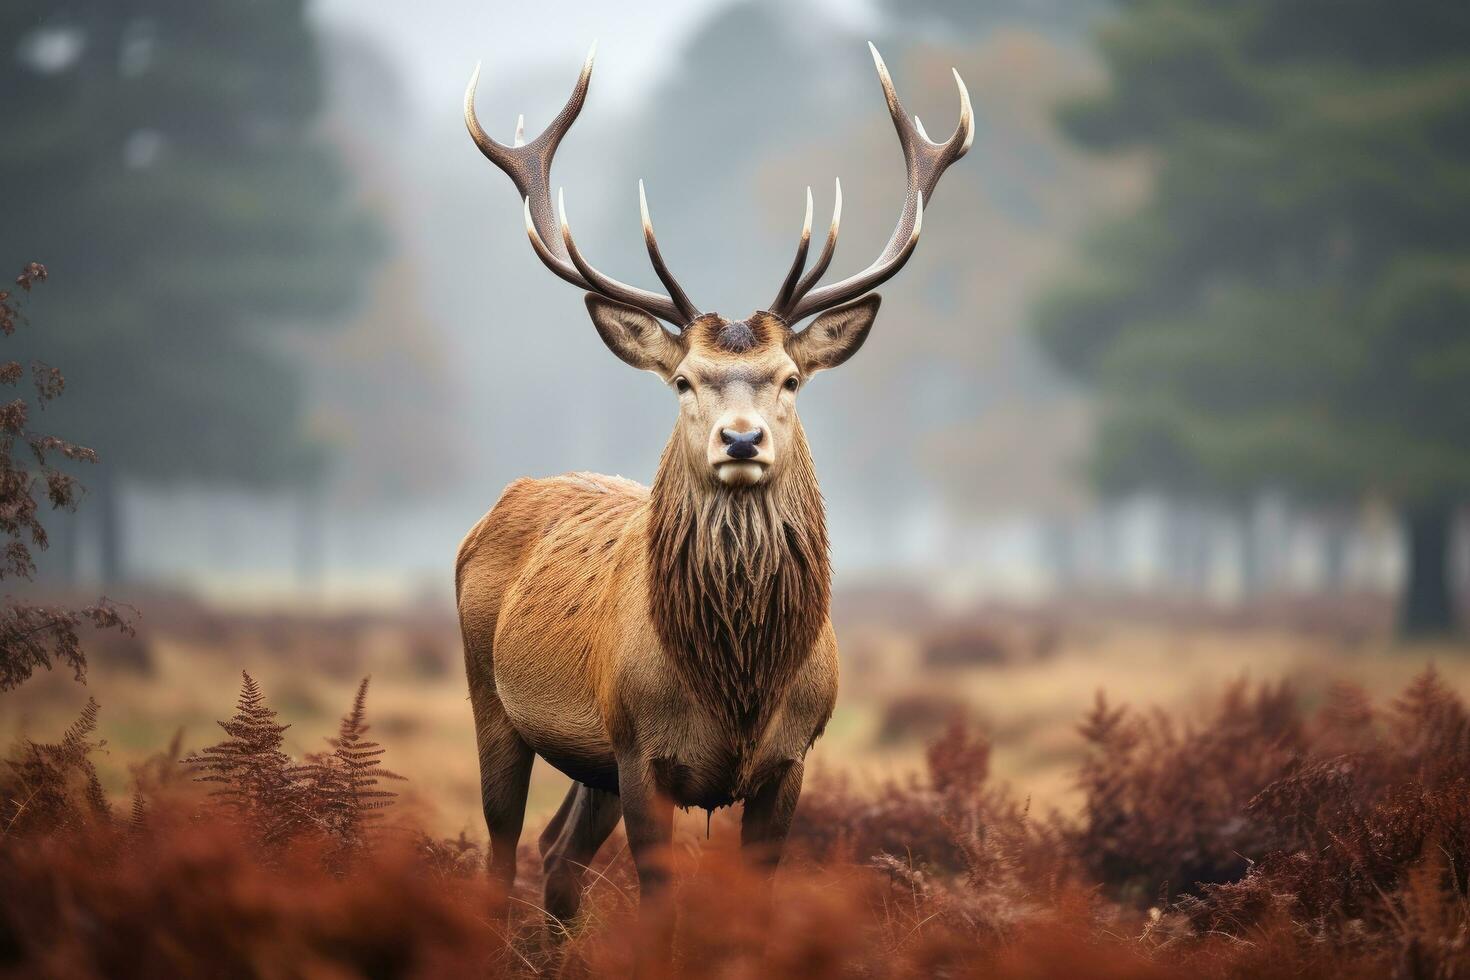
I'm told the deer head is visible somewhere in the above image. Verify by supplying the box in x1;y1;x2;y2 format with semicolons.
465;43;972;488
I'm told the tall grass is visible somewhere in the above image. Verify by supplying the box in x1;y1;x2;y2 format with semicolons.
3;667;1468;977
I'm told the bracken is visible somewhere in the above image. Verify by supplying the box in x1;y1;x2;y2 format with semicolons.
1;668;1468;978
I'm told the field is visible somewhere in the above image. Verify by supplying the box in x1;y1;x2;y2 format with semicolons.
7;589;1462;835
4;589;1469;977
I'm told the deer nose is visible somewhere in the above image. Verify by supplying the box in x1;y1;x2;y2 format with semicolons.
720;427;764;459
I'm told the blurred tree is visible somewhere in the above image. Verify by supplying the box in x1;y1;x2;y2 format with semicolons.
1;1;380;582
881;0;1110;41
1036;0;1470;634
0;263;131;690
759;23;1143;570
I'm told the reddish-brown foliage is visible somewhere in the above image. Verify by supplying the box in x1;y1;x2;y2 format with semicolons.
0;818;500;978
1178;669;1470;956
1071;679;1306;904
182;672;405;867
2;670;1469;977
183;671;312;848
873;691;970;744
0;696;108;837
0;262;131;692
301;676;406;863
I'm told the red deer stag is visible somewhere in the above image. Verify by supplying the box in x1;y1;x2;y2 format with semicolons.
457;42;971;923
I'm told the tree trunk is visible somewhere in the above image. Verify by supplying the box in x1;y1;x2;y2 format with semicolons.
1161;500;1211;596
1040;514;1077;595
95;464;124;586
1319;516;1349;594
1182;504;1213;595
50;506;79;586
1095;504;1124;590
1238;494;1287;600
1237;510;1261;600
1399;502;1456;637
1160;499;1187;595
295;482;325;589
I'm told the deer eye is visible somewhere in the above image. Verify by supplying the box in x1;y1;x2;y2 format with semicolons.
783;375;800;392
674;376;691;394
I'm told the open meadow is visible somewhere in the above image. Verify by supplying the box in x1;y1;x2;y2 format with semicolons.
5;590;1469;977
8;590;1462;835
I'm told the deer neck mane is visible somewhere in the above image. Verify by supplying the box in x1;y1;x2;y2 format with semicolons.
646;423;831;746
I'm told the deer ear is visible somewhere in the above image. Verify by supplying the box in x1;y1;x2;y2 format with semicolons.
586;295;684;376
787;294;880;375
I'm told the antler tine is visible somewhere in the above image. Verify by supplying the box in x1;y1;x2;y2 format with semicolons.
558;189;687;323
464;46;594;263
639;180;701;322
870;43;973;159
770;186;814;314
466;44;698;326
804;190;923;316
771;179;842;321
783;45;972;324
791;178;842;310
522;196;587;291
464;63;508;162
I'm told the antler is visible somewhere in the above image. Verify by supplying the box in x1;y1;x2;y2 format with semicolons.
771;43;973;324
465;46;701;326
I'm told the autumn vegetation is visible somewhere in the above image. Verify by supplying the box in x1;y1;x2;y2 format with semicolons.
4;656;1469;978
1;259;1468;976
0;263;129;691
2;0;1465;974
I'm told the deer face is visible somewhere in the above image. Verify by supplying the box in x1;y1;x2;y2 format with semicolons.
467;42;971;484
586;296;881;487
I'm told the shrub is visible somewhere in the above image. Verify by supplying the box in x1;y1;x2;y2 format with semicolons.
0;262;130;692
0;697;108;838
2;667;1469;977
873;691;970;744
183;672;405;866
1179;669;1470;951
1071;679;1304;904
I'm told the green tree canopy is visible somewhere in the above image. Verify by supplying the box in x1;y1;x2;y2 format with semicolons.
1035;0;1470;633
2;1;380;577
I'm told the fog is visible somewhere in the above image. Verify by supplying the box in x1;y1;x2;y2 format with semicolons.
6;0;1465;631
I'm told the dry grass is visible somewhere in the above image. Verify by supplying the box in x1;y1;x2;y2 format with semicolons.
4;638;1470;977
7;594;1469;842
838;605;1470;815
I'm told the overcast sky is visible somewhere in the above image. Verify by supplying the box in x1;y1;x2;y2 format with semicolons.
311;0;875;117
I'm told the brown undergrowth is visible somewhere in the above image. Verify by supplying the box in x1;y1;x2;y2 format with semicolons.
2;669;1468;978
0;262;131;693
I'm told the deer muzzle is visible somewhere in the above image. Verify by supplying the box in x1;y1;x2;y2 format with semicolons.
710;417;772;485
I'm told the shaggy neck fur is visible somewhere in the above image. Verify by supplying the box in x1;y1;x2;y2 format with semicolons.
647;423;831;751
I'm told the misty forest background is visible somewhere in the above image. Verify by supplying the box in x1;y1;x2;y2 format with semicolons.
3;0;1468;638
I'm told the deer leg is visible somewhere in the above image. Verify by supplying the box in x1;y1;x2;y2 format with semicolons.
617;754;676;969
473;691;535;901
537;781;579;859
617;755;675;900
541;782;623;930
740;760;804;872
